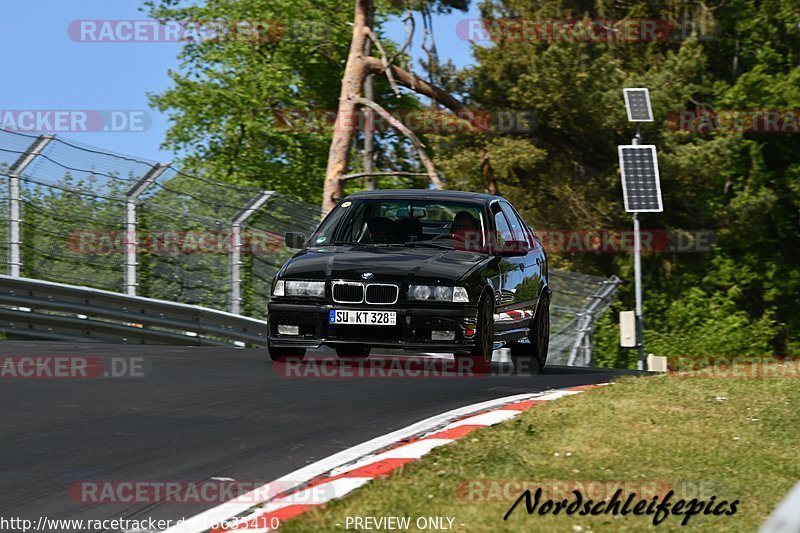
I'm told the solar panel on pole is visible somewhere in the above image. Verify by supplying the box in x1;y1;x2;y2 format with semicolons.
623;88;653;122
618;145;663;213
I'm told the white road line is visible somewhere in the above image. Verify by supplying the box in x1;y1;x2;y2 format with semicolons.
329;439;453;476
161;389;577;533
443;409;521;428
535;390;582;401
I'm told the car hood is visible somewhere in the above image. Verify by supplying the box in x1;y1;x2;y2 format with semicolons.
281;246;491;284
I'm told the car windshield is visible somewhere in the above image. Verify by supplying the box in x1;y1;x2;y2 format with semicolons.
311;198;487;250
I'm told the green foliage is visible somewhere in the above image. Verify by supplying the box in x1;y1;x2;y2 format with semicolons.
646;287;779;358
594;284;780;369
434;0;800;357
145;0;357;202
145;0;473;201
144;0;800;358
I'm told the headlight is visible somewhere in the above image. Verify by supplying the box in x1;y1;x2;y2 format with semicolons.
452;287;469;303
409;285;469;303
273;280;325;298
273;280;285;296
285;280;325;298
409;285;432;300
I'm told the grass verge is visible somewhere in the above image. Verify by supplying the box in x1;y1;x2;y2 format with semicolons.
280;375;799;532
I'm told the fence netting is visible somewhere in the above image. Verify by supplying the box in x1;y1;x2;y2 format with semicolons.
0;128;617;363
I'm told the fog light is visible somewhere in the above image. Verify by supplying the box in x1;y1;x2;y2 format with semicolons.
431;330;455;341
278;325;299;335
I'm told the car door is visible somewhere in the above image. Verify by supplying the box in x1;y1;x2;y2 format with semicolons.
490;202;527;336
499;201;541;330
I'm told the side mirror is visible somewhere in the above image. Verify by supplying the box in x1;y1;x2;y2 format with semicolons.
498;240;529;257
284;232;306;250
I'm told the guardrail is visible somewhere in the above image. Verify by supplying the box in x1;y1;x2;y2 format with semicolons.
0;130;621;361
0;274;269;346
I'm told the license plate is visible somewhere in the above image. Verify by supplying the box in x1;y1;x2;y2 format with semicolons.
329;310;397;326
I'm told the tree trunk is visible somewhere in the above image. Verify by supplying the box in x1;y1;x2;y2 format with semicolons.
481;148;499;195
322;0;371;214
322;0;485;215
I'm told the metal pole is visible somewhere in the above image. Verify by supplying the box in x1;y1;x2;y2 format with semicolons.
230;191;275;315
230;221;243;314
7;135;54;277
631;124;646;370
633;213;646;370
124;163;168;296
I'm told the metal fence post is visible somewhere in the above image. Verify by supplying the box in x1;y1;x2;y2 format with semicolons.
567;276;622;366
124;163;168;296
230;191;275;315
6;135;54;277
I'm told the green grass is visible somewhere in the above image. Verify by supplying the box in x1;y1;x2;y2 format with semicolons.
281;376;800;532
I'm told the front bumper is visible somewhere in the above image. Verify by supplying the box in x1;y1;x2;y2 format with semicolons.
267;300;479;353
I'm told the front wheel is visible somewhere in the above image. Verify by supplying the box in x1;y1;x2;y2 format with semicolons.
457;294;494;374
510;296;550;374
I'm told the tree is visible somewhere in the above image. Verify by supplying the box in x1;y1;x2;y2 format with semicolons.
321;0;486;213
145;0;356;202
436;0;800;357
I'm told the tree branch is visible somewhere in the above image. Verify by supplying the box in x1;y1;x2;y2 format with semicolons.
363;56;488;133
365;28;400;95
353;96;444;189
388;6;415;71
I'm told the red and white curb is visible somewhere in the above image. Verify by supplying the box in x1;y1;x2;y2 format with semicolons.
165;384;607;533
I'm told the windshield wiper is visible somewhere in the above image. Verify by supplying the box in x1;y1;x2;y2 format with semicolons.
404;241;454;250
334;240;399;247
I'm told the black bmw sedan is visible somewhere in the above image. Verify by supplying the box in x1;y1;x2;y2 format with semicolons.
267;190;550;373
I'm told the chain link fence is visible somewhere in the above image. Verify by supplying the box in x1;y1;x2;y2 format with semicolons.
0;128;618;363
0;129;319;320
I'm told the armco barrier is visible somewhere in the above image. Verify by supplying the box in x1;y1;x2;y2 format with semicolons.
0;274;269;346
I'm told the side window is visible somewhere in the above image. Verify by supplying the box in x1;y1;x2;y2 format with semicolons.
510;204;535;246
500;202;527;245
493;208;514;247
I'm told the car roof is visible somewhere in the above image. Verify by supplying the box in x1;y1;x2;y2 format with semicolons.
343;189;501;204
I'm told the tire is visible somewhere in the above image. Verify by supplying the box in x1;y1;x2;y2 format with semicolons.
335;344;371;360
457;293;494;374
510;295;550;374
267;340;306;363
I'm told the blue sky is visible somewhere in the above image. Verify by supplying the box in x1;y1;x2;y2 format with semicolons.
1;1;480;161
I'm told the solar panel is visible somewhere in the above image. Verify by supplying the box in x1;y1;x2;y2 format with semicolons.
623;88;653;122
618;145;663;212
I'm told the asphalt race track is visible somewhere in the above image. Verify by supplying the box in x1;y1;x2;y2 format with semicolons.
0;341;636;530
